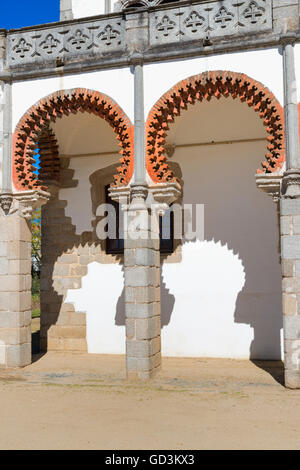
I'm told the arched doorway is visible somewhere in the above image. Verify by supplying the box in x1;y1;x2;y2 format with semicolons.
12;88;134;357
146;71;284;359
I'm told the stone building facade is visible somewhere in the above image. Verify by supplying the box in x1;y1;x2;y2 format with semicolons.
1;0;300;386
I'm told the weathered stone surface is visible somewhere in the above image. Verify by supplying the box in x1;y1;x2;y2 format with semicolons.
126;337;161;358
9;292;31;312
0;312;30;328
0;326;31;345
284;315;300;340
293;216;300;234
284;339;300;370
125;266;158;287
125;302;160;319
6;343;31;367
126;352;161;372
124;248;159;267
282;293;297;315
285;370;300;389
281;236;300;260
280;199;300;216
7;241;30;261
125;286;160;303
282;259;295;277
126;318;135;339
0;293;9;312
281;216;292;235
135;316;161;340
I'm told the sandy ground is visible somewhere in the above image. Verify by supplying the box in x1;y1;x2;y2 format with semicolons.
0;322;299;450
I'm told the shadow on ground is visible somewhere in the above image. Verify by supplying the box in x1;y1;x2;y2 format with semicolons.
251;360;284;386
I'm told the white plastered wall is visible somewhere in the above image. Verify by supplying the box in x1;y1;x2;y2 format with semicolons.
12;67;134;133
144;48;284;116
0;82;3;190
59;154;119;233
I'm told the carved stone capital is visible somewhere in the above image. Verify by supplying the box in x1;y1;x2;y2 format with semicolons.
2;190;50;218
281;169;300;199
130;183;148;201
108;180;181;212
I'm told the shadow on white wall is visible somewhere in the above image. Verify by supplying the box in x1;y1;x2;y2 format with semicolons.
161;240;252;357
65;262;125;354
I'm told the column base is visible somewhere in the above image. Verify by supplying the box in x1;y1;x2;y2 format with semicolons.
126;363;161;381
6;342;31;368
285;370;300;389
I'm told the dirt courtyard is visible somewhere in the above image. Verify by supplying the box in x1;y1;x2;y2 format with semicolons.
0;349;300;450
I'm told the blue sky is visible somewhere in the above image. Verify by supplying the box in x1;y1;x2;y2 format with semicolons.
1;0;60;30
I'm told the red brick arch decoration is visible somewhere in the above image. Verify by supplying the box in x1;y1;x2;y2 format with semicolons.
146;71;285;183
13;88;134;191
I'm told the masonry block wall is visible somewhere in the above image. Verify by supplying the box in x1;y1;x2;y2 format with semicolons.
281;198;300;388
273;0;299;33
0;212;32;367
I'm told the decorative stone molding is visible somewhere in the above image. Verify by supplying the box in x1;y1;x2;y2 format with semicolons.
0;192;13;215
146;70;285;184
109;181;181;208
7;15;125;68
6;0;274;71
255;174;282;203
6;190;50;219
282;169;300;199
150;0;272;46
12;88;134;191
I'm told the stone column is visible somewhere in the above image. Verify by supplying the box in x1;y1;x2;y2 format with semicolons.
0;192;48;368
124;187;161;380
105;0;111;14
280;39;300;388
123;56;162;379
60;0;73;21
0;207;32;367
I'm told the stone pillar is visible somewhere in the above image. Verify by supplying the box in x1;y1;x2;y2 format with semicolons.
281;39;300;388
60;0;73;21
105;0;111;14
122;54;162;380
0;192;48;368
0;207;32;367
124;186;161;380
